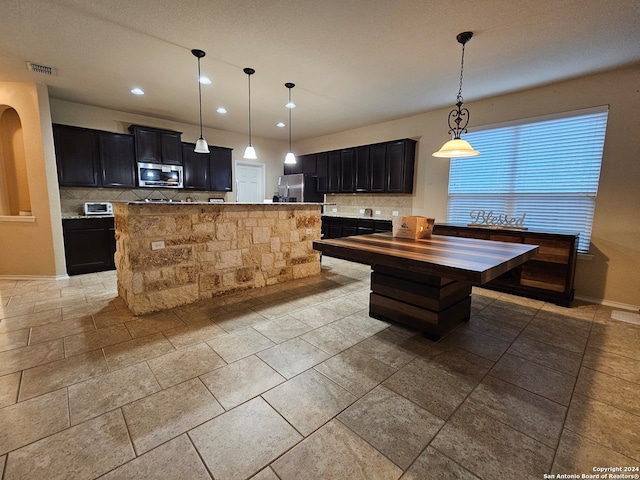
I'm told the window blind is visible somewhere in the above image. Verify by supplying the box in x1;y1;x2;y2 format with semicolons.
447;107;608;252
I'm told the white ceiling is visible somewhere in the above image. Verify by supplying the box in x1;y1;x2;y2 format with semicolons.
1;0;639;142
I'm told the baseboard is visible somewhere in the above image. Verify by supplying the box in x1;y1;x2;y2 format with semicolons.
0;274;69;281
574;294;639;312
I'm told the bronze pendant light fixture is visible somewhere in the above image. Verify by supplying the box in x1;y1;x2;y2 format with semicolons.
243;67;257;159
284;82;296;164
433;31;480;158
191;49;210;154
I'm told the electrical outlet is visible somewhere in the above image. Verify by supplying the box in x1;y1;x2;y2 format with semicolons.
151;241;165;250
359;209;365;214
305;228;312;234
332;208;337;212
375;210;381;215
392;211;399;217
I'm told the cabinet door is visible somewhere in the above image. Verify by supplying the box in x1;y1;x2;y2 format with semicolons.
134;128;160;164
316;152;328;193
63;218;115;275
301;154;317;174
98;132;136;188
182;143;210;190
210;146;233;191
53;124;100;187
284;159;303;175
131;126;182;165
340;149;355;193
369;143;386;192
160;131;182;165
327;151;341;193
354;146;369;192
386;139;415;193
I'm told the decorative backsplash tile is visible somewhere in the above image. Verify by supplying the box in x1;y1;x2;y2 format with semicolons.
325;194;412;220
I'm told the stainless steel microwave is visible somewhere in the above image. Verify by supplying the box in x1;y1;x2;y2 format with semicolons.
137;162;183;188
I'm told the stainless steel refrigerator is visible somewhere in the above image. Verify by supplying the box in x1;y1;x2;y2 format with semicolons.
277;174;323;202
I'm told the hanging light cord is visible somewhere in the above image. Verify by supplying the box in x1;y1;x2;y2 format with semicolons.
197;57;204;138
288;89;292;152
456;41;466;105
247;73;252;145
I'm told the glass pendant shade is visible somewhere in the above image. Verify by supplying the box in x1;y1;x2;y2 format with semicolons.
244;144;257;159
195;137;210;154
284;152;296;164
432;138;479;158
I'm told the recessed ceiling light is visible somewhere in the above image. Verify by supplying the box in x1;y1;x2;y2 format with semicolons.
199;76;212;85
276;122;285;128
131;88;144;95
217;107;227;114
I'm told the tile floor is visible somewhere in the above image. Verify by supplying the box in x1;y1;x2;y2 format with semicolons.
0;257;639;479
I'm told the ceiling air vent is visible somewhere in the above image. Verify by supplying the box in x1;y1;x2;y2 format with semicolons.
26;61;57;76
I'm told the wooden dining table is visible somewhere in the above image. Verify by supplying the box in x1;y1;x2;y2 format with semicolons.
313;233;539;340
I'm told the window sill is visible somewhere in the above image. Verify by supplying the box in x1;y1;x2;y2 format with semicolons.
578;253;594;261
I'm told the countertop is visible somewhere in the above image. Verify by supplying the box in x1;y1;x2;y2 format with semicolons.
116;201;330;206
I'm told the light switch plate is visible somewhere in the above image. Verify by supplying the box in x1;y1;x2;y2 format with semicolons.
392;211;399;217
375;210;381;215
151;241;165;250
359;209;365;214
305;228;313;234
332;208;337;212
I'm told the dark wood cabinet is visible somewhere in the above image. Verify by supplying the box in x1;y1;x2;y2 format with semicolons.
301;154;317;175
369;143;387;193
316;153;328;193
284;159;303;175
321;216;392;239
327;151;341;193
130;125;182;165
433;224;578;306
354;146;370;192
53;124;100;187
386;139;415;193
98;132;136;188
63;217;116;275
182;143;210;190
210;146;233;191
340;149;355;193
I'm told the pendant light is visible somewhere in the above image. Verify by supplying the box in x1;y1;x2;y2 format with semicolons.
191;49;210;154
433;32;480;158
243;67;257;159
284;82;296;164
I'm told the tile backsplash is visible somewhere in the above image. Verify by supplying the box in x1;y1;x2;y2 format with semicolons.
324;194;412;220
59;187;226;216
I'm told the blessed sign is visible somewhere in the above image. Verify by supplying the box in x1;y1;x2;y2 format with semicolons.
467;209;528;230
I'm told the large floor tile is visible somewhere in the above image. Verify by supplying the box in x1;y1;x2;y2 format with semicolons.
147;342;226;388
99;434;211;480
552;429;638;475
29;315;95;344
0;329;29;353
581;347;640;384
64;324;131;357
0;339;64;376
574;367;640;416
431;405;554;480
4;409;134;480
401;446;480;480
338;385;444;469
207;327;275;363
0;309;62;333
200;355;285;410
189;397;302;480
163;319;227;349
92;308;138;329
122;378;224;454
0;372;20;408
564;394;640;461
352;327;424;369
253;315;313;343
441;327;511;362
588;321;640;361
250;467;279;480
214;309;270;333
464;315;523;342
489;353;576;405
263;369;356;436
520;313;590;353
0;389;69;455
330;310;389;340
257;337;330;379
124;311;185;338
103;331;175;370
465;375;566;448
272;419;402;480
68;362;161;425
315;347;396;397
507;335;583;376
288;304;345;328
301;324;361;355
19;349;108;401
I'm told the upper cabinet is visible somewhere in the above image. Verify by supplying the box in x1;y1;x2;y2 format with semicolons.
53;124;101;187
54;124;135;189
182;143;233;192
307;138;416;194
129;125;182;165
210;146;233;192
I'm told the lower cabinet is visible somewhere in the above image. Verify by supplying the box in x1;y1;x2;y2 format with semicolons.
433;224;578;306
322;216;392;239
63;217;116;275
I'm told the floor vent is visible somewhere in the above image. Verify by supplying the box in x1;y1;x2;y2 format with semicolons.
26;61;57;76
611;310;640;326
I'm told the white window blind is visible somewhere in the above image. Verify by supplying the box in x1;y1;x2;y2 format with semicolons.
447;107;608;252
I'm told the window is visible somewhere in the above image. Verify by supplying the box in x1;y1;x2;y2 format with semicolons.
446;106;608;252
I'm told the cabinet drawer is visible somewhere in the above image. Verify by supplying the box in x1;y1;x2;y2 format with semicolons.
521;262;567;292
489;234;522;243
524;237;571;263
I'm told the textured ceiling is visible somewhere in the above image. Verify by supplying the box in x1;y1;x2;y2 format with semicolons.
1;0;639;142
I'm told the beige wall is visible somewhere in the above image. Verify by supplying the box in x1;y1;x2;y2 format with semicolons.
49;99;289;201
296;66;640;309
0;82;65;278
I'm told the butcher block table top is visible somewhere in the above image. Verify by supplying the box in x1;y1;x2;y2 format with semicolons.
313;233;539;285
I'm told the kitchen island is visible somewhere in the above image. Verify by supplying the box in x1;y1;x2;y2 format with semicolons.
114;202;322;315
313;233;538;339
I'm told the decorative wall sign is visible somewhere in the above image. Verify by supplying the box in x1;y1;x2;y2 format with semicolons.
467;209;527;230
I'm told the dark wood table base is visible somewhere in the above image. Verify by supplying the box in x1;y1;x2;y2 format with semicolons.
368;265;472;340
